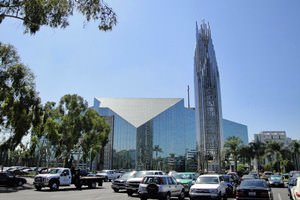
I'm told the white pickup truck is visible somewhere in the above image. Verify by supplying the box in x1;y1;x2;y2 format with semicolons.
33;167;105;191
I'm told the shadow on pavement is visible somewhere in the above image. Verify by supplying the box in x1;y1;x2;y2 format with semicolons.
0;184;33;193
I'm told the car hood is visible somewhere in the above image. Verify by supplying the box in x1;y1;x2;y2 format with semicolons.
177;179;193;184
191;184;219;189
127;177;143;182
35;174;60;179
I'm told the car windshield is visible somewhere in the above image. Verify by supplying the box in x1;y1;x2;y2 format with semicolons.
240;180;267;188
270;175;281;180
196;176;219;184
174;173;194;179
48;168;63;174
120;172;136;179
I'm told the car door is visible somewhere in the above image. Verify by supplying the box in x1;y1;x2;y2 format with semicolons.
60;169;71;185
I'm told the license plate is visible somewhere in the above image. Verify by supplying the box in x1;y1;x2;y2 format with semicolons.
248;192;256;196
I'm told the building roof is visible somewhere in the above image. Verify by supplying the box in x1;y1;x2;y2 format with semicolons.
95;98;182;128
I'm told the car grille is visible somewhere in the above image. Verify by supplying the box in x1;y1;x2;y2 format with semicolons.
128;181;140;187
194;189;210;193
34;177;45;183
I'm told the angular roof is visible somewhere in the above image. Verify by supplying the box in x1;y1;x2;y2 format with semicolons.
95;98;182;128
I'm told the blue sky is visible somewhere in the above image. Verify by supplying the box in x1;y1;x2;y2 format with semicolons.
1;0;300;141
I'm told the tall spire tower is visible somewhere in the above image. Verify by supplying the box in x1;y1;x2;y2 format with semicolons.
194;21;223;172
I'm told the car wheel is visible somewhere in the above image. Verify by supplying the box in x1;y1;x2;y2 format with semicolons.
50;181;59;191
127;190;133;196
113;188;119;192
165;193;171;200
178;190;185;200
104;177;108;182
35;185;42;191
89;181;97;189
17;180;24;186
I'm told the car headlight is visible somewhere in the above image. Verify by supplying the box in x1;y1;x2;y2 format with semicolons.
189;189;196;193
138;186;147;192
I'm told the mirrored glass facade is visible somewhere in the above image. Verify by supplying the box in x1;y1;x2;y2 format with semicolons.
93;98;196;171
222;119;249;144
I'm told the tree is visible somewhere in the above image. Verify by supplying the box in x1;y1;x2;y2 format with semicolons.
0;0;117;34
290;140;300;170
153;145;162;169
264;141;283;172
249;141;265;171
0;43;41;165
223;136;243;172
81;108;110;170
239;145;253;168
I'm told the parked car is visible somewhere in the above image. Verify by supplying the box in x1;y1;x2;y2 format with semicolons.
236;179;273;200
126;170;164;196
241;174;257;181
289;176;300;200
189;174;228;200
0;171;27;187
96;170;122;182
138;175;185;200
261;171;273;181
268;175;284;187
111;171;137;192
288;174;300;198
173;172;197;195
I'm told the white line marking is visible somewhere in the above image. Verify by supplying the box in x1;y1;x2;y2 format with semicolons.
278;192;282;200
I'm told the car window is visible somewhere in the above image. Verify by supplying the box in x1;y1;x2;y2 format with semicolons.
196;176;219;184
167;177;175;185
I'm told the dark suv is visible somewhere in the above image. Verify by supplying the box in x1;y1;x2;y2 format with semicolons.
138;175;185;200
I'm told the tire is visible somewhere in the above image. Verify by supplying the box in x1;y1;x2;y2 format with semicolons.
17;180;24;186
178;190;185;200
76;183;82;190
104;177;108;182
89;182;97;189
35;185;42;191
140;198;147;200
127;190;133;196
165;193;171;200
49;181;59;191
113;188;119;192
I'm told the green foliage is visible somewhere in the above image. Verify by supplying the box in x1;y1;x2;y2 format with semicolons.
0;43;41;155
223;136;243;172
31;94;110;168
0;0;117;34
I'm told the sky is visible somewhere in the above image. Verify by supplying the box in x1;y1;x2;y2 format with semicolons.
1;0;300;141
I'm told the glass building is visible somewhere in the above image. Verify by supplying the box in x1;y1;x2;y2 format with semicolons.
222;119;249;144
93;97;248;171
93;98;196;171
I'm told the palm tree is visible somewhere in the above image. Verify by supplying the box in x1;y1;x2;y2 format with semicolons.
264;141;283;172
153;145;163;169
249;141;265;172
239;145;253;168
290;140;300;170
224;136;243;172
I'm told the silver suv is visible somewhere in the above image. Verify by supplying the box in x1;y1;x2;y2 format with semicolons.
138;175;185;200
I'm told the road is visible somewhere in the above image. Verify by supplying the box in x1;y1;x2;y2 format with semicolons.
0;181;290;200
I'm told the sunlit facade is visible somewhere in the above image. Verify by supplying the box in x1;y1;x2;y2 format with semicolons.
93;98;196;171
222;119;249;144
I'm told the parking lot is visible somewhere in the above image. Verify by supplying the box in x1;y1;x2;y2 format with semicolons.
0;179;289;200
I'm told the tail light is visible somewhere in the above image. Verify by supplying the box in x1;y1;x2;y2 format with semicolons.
258;191;269;198
296;191;300;197
236;190;245;197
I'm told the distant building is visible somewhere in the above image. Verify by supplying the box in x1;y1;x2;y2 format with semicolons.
223;119;249;144
194;22;223;172
254;131;291;146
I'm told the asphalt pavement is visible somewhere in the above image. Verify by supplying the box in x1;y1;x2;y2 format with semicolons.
0;180;290;200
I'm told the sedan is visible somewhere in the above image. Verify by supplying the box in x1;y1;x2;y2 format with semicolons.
0;171;27;187
236;179;273;200
268;175;284;187
290;177;300;200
